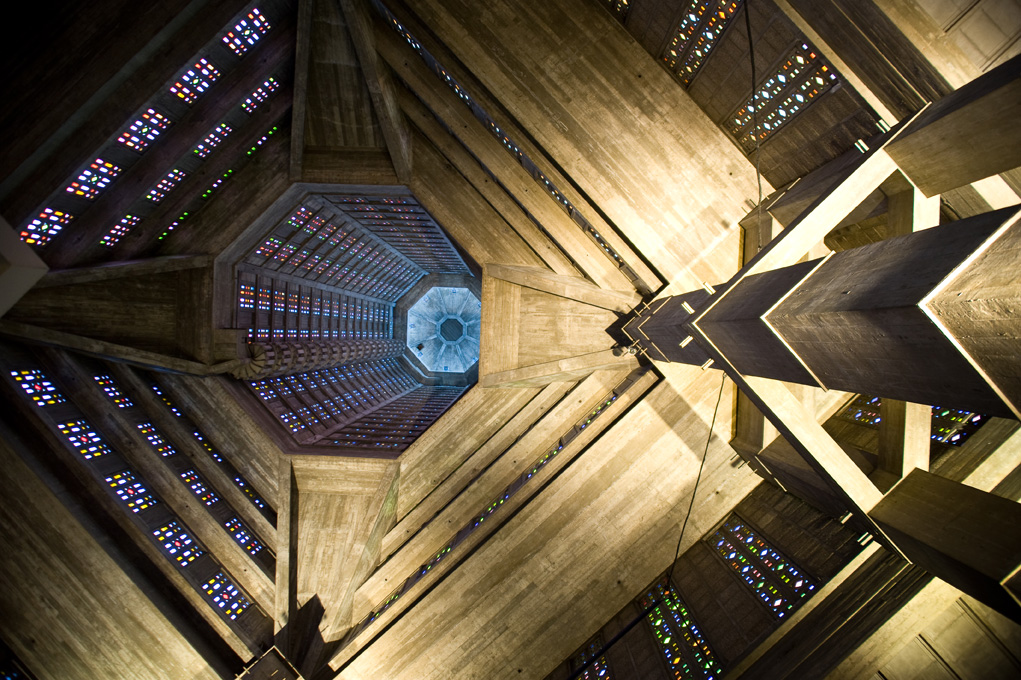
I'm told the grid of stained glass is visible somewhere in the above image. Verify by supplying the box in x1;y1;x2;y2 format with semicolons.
663;1;742;86
117;108;171;152
146;169;187;202
931;407;987;446
241;77;280;114
572;638;614;680
180;469;219;506
169;58;220;104
20;208;74;246
193;123;232;158
239;283;255;309
65;159;121;200
59;420;110;460
836;395;989;447
99;214;141;246
153;521;204;566
202;572;251;620
137;423;176;456
224;517;264;555
106;470;158;513
639;581;721;680
730;43;837;153
222;8;271;56
11;369;66;406
709;518;816;619
94;375;133;408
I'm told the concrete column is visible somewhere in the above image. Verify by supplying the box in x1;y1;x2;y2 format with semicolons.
869;468;1021;622
675;208;1021;419
875;400;931;492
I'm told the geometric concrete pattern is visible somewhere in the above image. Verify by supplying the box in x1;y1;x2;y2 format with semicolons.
406;286;481;373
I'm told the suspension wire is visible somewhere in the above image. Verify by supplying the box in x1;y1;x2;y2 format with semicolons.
567;372;727;680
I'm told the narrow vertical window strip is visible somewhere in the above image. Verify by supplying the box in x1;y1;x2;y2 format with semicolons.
639;580;722;680
729;42;838;153
374;1;637;283
708;517;816;619
662;1;742;86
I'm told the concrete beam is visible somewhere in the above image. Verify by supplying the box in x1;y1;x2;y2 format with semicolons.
870;468;1021;622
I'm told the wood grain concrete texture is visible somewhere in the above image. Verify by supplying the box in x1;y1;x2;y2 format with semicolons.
302;0;385;150
353;370;621;618
394;384;547;522
0;432;224;680
335;371;760;679
289;454;397;636
480;276;620;377
403;0;763;291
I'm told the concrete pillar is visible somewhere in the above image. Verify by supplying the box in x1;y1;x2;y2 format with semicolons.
680;208;1021;419
869;468;1021;622
875;400;931;493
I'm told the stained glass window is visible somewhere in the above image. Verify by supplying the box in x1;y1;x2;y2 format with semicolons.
836;395;989;447
931;407;987;446
201;170;232;199
94;375;133;408
106;470;158;513
239;283;255;309
729;43;837;153
709;517;815;619
99;214;141;247
117;108;171;152
180;469;219;506
287;206;312;230
640;580;721;680
241;77;280;114
11;369;65;406
224;517;264;555
202;572;251;620
146;169;187;202
193;123;232;158
20;208;74;246
65;158;121;200
222;8;271;56
193;430;225;463
663;1;742;86
571;637;614;680
153;521;204;566
150;383;183;417
59;420;110;460
169;58;220;104
137;422;175;456
246;126;279;155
